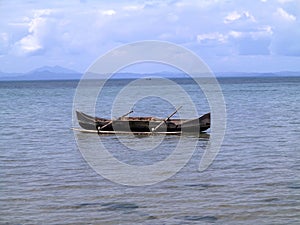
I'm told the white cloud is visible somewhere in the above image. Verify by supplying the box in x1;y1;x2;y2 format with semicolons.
1;0;300;73
224;11;242;23
101;9;116;16
228;26;273;40
228;31;243;38
13;10;52;55
175;0;224;9
253;26;273;38
123;5;144;11
224;11;256;24
167;13;179;22
1;32;9;42
18;35;42;52
0;32;10;54
197;32;227;44
33;9;53;18
277;0;294;4
275;8;296;21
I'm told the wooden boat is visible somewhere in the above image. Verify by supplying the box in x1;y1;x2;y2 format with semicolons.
76;110;210;134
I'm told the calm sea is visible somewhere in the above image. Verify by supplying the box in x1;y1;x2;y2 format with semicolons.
1;77;299;224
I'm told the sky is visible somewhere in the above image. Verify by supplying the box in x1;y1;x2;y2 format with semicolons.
1;0;300;74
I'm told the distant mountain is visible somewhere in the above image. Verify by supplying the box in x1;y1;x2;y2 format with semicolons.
0;67;299;81
29;65;78;74
216;71;300;77
0;71;22;79
274;71;300;77
0;66;82;81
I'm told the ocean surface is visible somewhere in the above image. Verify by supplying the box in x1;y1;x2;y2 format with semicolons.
1;76;299;224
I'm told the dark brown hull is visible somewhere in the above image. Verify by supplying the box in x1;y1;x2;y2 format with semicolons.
76;111;210;133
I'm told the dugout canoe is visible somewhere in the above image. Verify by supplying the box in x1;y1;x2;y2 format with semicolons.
76;110;210;134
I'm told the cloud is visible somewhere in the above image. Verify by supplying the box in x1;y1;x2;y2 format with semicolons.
224;11;256;24
197;32;227;45
16;35;42;53
1;0;300;73
228;26;273;40
196;25;273;56
12;9;56;55
233;36;271;55
269;6;300;56
275;7;296;21
277;0;294;4
123;5;144;11
0;32;10;55
271;28;300;55
101;9;116;16
228;31;243;38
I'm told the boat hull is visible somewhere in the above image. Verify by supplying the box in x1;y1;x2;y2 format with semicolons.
76;111;210;133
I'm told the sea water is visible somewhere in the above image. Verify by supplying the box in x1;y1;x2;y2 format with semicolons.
0;77;299;224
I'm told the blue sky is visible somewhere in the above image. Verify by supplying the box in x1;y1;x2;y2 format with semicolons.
1;0;300;73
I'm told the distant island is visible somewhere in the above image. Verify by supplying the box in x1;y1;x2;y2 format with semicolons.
0;66;82;81
0;66;299;81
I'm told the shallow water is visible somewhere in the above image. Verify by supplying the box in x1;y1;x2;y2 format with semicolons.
1;77;299;224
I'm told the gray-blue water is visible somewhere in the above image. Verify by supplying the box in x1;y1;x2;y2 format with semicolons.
1;77;299;224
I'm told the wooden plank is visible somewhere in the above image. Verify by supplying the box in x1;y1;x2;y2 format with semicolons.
71;127;182;135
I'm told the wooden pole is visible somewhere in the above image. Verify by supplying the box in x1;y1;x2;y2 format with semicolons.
98;110;133;131
151;106;182;132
